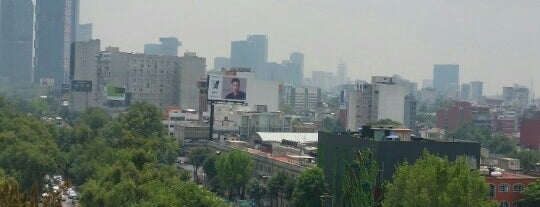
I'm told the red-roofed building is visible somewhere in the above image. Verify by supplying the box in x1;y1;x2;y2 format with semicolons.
485;172;539;207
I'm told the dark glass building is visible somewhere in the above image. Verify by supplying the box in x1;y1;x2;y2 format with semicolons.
0;0;34;85
317;131;480;207
34;0;79;88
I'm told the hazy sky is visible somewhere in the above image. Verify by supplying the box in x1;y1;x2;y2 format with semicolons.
80;0;540;96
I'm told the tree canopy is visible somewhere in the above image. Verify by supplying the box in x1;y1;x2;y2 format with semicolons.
517;180;540;207
215;149;254;200
292;167;326;207
382;150;497;207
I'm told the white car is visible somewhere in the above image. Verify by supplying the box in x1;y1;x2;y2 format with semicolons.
68;190;77;199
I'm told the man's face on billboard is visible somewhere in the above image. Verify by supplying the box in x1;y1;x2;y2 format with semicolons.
232;81;240;93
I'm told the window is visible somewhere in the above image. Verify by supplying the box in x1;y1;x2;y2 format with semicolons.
499;201;508;207
512;202;518;207
489;184;495;197
499;184;509;192
513;184;524;192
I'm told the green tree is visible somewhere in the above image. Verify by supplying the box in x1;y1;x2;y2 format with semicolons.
215;149;254;200
279;103;295;115
508;149;540;171
292;167;326;207
76;107;112;133
267;171;287;206
487;133;516;155
203;154;218;188
187;147;213;184
382;150;497;207
517;180;540;207
343;149;379;207
321;117;338;132
118;102;164;138
246;178;267;206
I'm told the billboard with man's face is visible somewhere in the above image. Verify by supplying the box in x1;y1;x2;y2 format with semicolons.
207;74;247;103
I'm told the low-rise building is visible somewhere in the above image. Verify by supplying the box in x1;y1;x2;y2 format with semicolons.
484;170;538;207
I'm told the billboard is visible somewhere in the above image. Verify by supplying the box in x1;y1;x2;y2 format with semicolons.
106;85;126;101
71;80;92;92
40;78;54;87
207;75;247;102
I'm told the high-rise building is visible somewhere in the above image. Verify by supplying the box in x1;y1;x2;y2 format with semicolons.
0;0;34;84
179;52;206;109
144;37;181;56
503;84;529;110
70;39;100;112
461;83;470;101
311;70;334;90
470;81;483;102
76;23;92;41
213;57;230;71
230;35;268;79
35;0;79;88
336;60;347;85
433;64;459;97
288;52;304;86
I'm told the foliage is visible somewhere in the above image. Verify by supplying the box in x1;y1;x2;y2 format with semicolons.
187;148;213;184
365;119;404;127
279;103;295;115
446;123;517;155
321;117;338;132
517;180;540;207
0;170;39;207
508;149;540;171
292;118;303;127
415;113;436;128
343;149;379;207
203;154;218;188
118;102;164;138
382;150;497;207
76;107;112;133
0;97;62;191
215;149;254;200
246;178;267;205
267;171;288;206
292;167;326;207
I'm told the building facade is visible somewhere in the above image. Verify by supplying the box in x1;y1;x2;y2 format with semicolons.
436;101;492;131
178;52;206;109
0;0;34;85
433;64;459;98
35;0;79;88
76;23;92;41
485;172;538;207
230;35;268;79
318;131;481;207
144;37;181;56
69;39;100;111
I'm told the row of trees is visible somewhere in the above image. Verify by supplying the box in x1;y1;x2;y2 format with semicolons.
446;123;517;155
0;96;228;206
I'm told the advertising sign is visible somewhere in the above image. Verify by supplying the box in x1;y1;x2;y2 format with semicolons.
40;78;54;87
106;85;126;101
71;80;92;92
207;75;247;102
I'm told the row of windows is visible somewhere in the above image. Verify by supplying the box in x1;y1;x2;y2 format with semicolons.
489;183;524;196
498;201;518;207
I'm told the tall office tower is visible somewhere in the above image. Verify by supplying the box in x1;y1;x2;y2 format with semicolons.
461;83;470;101
179;52;206;109
70;39;100;112
0;0;34;85
76;23;92;41
287;52;304;86
35;0;79;88
230;34;268;79
311;70;334;91
503;84;529;110
433;64;459;98
346;84;378;130
470;81;483;102
144;37;181;56
337;60;347;85
213;57;230;71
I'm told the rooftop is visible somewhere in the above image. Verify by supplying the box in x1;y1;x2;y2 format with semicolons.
486;172;538;180
255;132;318;144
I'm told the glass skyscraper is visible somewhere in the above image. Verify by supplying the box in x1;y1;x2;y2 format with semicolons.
0;0;34;85
34;0;79;88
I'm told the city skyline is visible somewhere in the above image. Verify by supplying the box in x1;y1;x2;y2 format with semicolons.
80;0;540;96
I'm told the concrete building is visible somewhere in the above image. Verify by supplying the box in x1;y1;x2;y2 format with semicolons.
179;52;206;109
311;70;334;91
76;23;92;41
95;47;182;109
239;112;293;139
318;131;481;207
336;61;347;86
230;35;268;79
484;171;538;207
346;84;377;130
503;85;529;110
35;0;79;88
470;81;483;102
144;37;181;56
376;80;408;124
436;101;492;131
213;57;230;71
461;83;471;101
281;86;322;116
287;52;304;86
0;0;34;85
433;64;459;98
69;39;100;111
521;119;540;150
